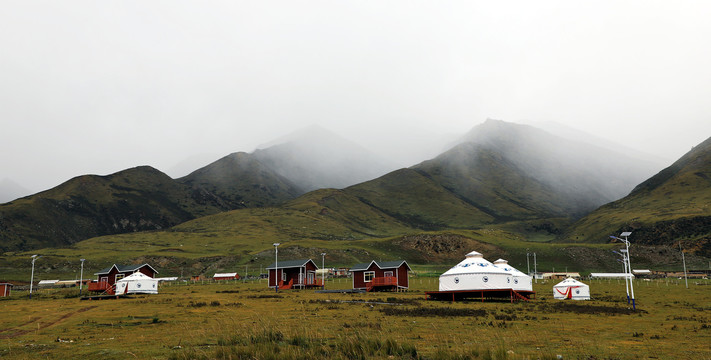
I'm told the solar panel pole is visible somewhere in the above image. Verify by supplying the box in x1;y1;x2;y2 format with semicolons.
79;259;86;296
273;243;280;292
679;242;688;289
611;232;635;310
29;255;38;299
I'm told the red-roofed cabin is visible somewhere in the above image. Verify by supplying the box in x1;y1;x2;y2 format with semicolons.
0;283;13;297
213;273;240;281
351;260;411;292
266;259;322;290
88;263;158;295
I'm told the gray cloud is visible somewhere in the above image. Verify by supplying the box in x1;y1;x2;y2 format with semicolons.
1;1;710;195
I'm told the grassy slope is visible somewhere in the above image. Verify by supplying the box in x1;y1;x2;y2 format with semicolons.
0;166;226;252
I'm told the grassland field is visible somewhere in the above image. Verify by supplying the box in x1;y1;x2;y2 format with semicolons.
1;276;709;360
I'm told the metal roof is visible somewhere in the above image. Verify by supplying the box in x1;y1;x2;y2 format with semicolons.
349;260;411;271
349;261;376;272
266;259;317;270
94;263;158;275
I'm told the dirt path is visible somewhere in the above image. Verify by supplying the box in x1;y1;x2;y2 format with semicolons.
0;305;97;339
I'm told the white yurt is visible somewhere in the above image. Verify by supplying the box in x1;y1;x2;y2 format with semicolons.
439;251;513;291
553;277;590;300
116;272;159;295
493;258;533;292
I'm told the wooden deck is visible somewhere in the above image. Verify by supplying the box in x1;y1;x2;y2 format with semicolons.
425;289;536;302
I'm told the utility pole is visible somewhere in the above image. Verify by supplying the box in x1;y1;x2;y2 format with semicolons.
680;242;688;289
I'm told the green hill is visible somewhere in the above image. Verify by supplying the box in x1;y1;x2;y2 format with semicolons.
562;136;711;256
0;166;227;252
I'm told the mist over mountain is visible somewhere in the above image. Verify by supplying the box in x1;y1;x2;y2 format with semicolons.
524;120;672;166
563;136;711;256
452;119;661;214
0;178;30;204
253;125;397;192
178;152;302;208
0;120;689;253
331;120;666;233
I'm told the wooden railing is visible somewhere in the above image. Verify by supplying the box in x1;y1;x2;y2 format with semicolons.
366;276;397;291
371;276;397;287
87;281;115;295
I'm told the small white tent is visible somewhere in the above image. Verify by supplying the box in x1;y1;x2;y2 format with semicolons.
553;277;590;300
493;259;533;292
116;272;158;295
439;251;512;291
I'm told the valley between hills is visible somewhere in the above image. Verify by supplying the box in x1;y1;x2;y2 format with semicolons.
1;120;710;280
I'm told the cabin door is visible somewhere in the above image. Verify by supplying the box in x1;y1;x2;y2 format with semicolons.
307;271;315;284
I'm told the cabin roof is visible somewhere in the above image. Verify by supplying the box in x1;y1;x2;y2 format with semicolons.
266;259;317;270
94;263;158;276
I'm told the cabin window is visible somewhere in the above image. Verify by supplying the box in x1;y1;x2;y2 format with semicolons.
364;271;375;282
384;271;393;278
115;274;125;281
281;271;287;282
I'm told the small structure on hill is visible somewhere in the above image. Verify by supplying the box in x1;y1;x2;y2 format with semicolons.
350;260;411;292
213;273;240;281
115;272;159;295
266;259;322;290
0;283;13;297
553;278;590;300
88;263;158;295
426;251;535;302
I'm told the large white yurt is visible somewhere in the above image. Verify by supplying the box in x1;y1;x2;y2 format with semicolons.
116;272;159;295
553;277;590;300
493;258;533;292
439;251;512;291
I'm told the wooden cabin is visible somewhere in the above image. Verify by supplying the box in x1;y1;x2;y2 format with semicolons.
88;263;158;294
0;283;12;297
351;260;411;292
266;259;322;290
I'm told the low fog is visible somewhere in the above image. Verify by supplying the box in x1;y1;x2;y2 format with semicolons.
1;2;710;201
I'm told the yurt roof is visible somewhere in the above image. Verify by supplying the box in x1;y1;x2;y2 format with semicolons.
465;251;483;258
118;272;154;281
493;259;528;276
554;277;587;287
442;254;510;276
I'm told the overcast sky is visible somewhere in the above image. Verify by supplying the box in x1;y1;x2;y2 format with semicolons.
2;1;710;196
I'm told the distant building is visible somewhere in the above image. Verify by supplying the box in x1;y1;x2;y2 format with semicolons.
213;273;240;281
0;283;12;297
541;272;581;280
590;273;634;279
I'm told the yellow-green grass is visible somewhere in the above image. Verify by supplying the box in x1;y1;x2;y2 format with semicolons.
1;277;709;359
2;228;630;281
